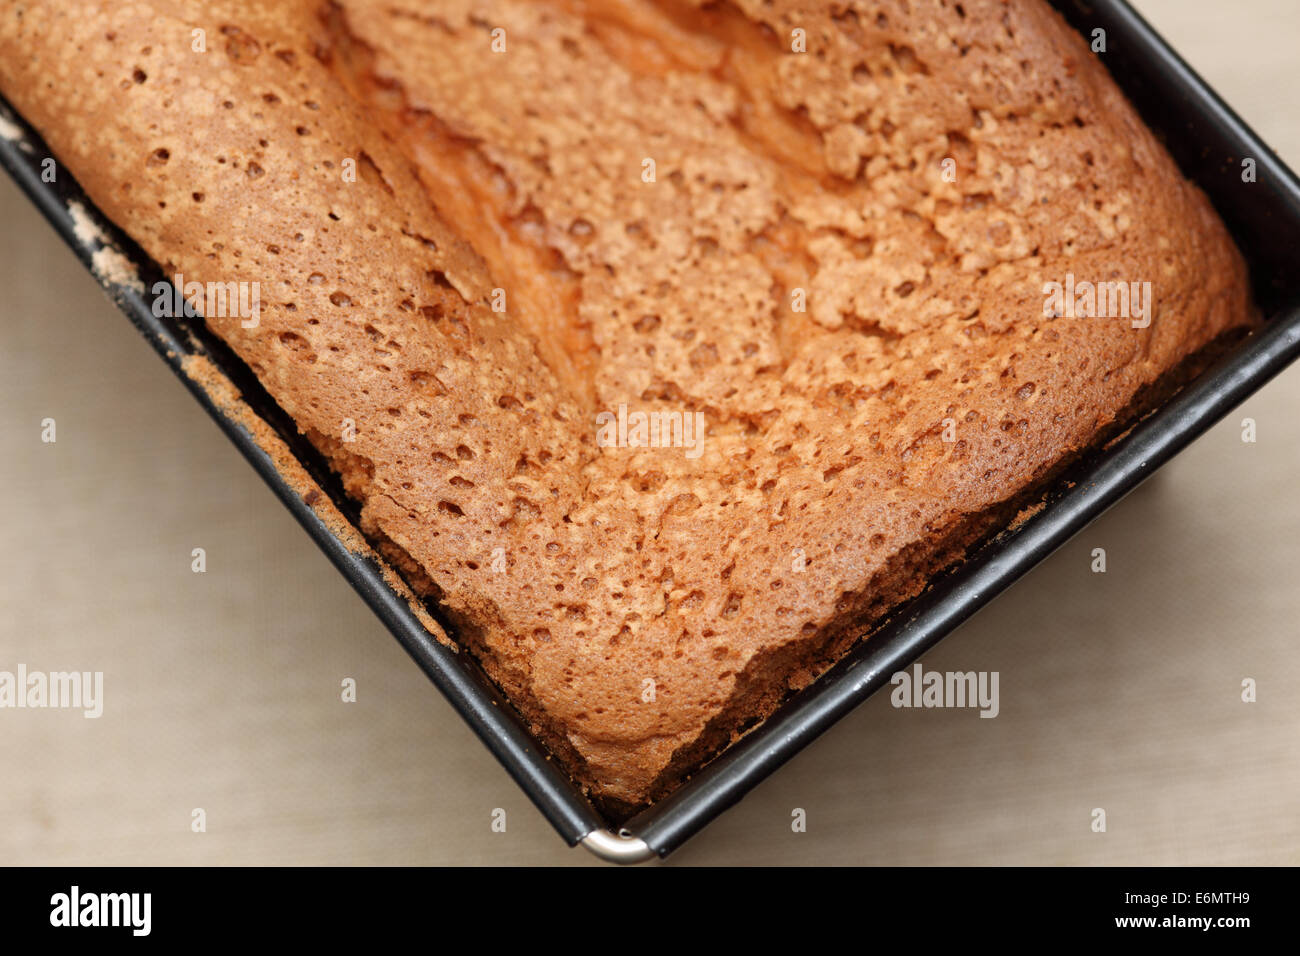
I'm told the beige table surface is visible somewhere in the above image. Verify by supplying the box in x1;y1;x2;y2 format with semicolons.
1;0;1297;866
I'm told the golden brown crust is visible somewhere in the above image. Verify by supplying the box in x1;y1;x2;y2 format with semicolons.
0;0;1256;806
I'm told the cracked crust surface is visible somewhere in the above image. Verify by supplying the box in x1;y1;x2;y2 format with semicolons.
0;0;1254;808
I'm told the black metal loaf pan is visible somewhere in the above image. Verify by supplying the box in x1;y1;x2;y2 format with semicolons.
3;0;1298;862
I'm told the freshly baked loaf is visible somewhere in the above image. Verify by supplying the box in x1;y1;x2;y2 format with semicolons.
0;0;1255;810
